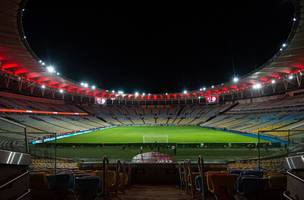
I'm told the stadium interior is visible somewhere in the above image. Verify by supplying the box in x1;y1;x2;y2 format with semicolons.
0;0;304;200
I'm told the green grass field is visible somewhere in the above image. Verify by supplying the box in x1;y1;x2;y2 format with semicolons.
55;126;262;144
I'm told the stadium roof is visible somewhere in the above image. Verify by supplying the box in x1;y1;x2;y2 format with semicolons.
0;0;303;100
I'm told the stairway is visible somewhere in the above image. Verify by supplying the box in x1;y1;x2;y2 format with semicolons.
113;185;191;200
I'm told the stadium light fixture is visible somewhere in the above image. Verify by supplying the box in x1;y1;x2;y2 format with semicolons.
142;93;146;96
91;85;96;90
84;83;89;88
56;72;60;76
39;60;42;64
293;17;297;22
134;91;139;97
211;85;215;89
282;43;287;48
41;62;45;66
288;75;294;80
203;87;206;91
252;83;262;90
112;90;115;93
165;93;168;95
279;48;283;51
41;85;46;89
271;79;276;84
183;90;188;94
233;77;239;83
59;89;64;93
118;90;124;95
46;66;55;74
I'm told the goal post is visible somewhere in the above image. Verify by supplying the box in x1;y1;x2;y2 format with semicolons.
143;135;169;143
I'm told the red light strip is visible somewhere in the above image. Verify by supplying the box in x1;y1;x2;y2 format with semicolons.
0;108;88;116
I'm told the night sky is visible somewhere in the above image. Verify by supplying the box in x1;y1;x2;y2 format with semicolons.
23;0;294;93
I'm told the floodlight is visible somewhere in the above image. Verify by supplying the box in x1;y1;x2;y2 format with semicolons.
288;75;294;80
41;85;46;89
91;85;96;90
183;90;188;94
59;89;64;93
46;66;55;73
282;43;287;47
271;80;276;84
233;77;239;83
252;83;262;89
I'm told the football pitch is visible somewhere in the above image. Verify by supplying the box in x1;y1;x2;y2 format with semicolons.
55;126;263;144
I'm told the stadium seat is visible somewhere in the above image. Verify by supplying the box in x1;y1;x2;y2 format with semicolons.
75;176;101;200
236;176;268;197
47;173;76;199
195;175;203;193
240;169;263;177
206;171;237;200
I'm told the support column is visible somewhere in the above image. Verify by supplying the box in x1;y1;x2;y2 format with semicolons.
5;75;10;88
283;79;288;90
296;74;302;87
18;78;23;91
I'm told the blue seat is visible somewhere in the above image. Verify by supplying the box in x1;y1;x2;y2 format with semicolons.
229;169;243;176
240;170;263;177
237;176;267;196
195;175;203;193
47;174;75;191
76;176;101;200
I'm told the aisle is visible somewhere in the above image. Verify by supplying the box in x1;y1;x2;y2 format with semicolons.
114;185;191;200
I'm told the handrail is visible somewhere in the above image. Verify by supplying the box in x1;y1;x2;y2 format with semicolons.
283;191;295;200
0;117;29;153
102;156;109;196
16;189;31;200
0;171;29;190
287;170;304;183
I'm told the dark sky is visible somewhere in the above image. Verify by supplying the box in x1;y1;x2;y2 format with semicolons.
23;0;294;93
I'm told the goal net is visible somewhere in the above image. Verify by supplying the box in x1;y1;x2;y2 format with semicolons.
143;135;169;143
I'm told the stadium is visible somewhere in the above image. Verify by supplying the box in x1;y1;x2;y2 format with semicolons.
0;0;303;200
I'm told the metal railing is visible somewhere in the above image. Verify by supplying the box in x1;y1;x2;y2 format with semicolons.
0;171;29;190
0;117;28;153
0;171;30;200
